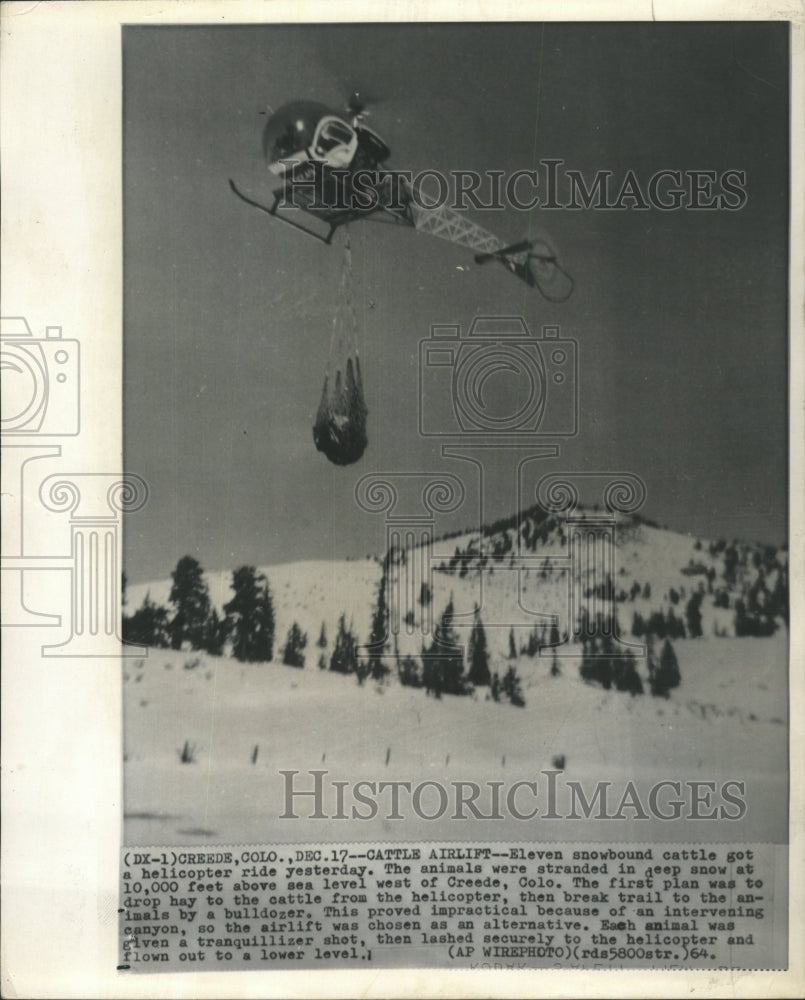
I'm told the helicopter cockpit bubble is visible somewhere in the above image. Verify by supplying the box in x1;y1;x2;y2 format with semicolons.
263;101;357;175
312;118;357;162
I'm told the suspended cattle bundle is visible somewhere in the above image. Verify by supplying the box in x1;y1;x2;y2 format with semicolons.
313;231;369;465
313;356;368;465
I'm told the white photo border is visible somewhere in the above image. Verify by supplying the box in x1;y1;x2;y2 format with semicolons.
1;1;803;997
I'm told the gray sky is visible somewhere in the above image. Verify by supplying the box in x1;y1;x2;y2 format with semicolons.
123;22;789;585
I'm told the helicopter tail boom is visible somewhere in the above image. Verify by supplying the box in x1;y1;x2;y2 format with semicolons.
230;170;573;300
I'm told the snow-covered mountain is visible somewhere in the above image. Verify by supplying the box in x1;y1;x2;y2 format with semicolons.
124;510;788;847
126;507;788;665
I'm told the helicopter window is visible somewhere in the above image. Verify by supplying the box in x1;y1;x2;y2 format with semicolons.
315;119;355;154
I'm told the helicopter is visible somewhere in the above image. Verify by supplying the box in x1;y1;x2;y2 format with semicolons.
229;93;573;301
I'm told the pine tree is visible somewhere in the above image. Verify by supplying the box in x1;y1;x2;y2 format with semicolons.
223;566;275;662
508;628;517;659
666;608;686;639
438;599;467;695
501;664;526;707
317;622;327;648
650;638;681;697
425;598;467;697
203;607;226;656
122;592;171;648
733;598;775;637
467;605;491;687
613;649;644;696
282;622;308;668
330;613;358;674
579;634;613;690
647;611;667;638
685;591;704;638
254;583;276;661
645;632;659;687
398;655;421;688
168;555;214;651
365;559;390;681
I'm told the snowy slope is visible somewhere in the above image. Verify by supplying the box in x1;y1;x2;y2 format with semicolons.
124;636;786;846
124;514;788;847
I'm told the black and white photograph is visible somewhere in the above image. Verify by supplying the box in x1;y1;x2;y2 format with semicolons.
1;4;803;996
122;21;789;841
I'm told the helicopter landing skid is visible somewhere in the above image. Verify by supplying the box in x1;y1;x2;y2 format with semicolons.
229;179;339;244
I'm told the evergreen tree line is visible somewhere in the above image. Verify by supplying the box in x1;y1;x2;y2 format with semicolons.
438;530;788;640
514;621;562;657
323;569;528;708
394;601;527;708
631;573;786;639
632;603;692;641
122;556;305;666
579;635;666;696
124;554;685;698
578;612;680;699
